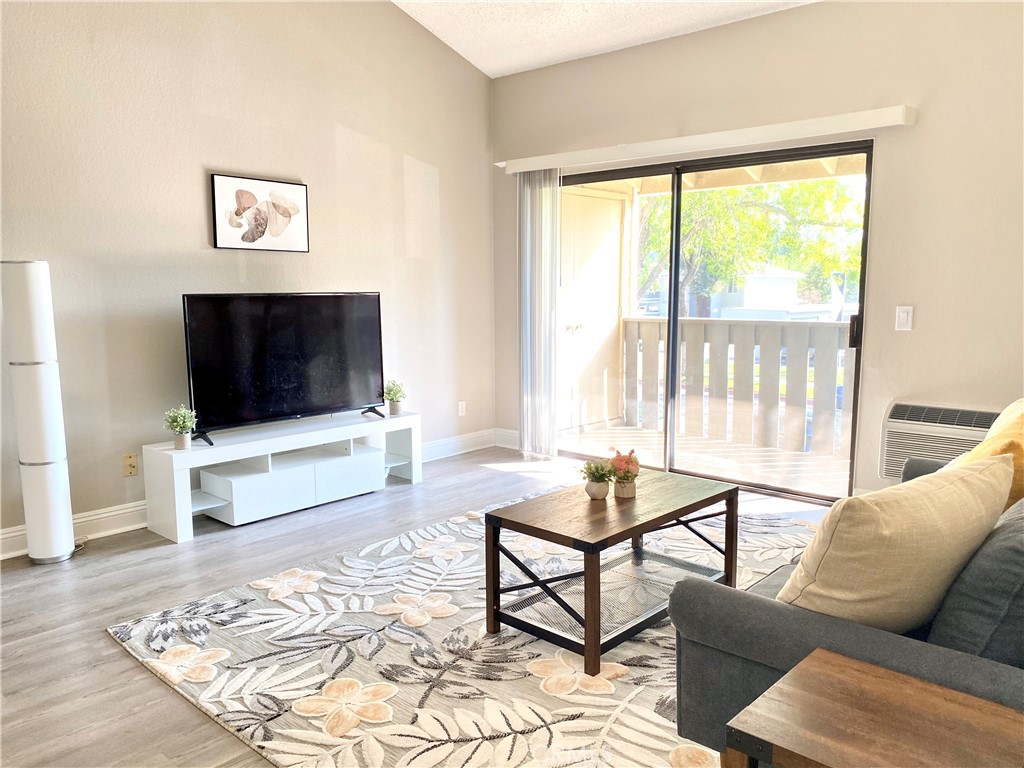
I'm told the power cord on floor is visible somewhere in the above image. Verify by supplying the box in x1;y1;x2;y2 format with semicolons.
73;536;88;553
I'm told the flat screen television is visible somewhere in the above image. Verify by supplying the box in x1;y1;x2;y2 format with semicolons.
182;292;384;434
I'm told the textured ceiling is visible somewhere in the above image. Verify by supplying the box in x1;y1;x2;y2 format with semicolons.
393;1;811;78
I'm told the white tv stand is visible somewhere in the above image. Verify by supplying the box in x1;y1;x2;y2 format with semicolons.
142;411;421;543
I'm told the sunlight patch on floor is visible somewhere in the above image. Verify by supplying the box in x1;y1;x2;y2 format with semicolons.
481;456;584;483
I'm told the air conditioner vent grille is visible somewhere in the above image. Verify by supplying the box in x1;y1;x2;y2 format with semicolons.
888;403;997;431
880;402;998;479
881;431;981;478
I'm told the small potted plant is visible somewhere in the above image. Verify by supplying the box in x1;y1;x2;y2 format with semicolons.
580;459;614;500
164;404;197;450
610;449;640;498
383;379;406;416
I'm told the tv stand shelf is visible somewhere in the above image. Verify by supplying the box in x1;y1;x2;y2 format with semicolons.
142;411;421;543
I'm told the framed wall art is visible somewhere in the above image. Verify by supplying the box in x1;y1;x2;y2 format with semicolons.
211;174;309;252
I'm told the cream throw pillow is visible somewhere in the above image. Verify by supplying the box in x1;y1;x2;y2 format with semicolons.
776;454;1013;633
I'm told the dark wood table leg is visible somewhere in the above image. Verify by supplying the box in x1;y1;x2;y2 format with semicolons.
724;489;739;587
583;550;601;675
631;533;643;549
485;521;500;633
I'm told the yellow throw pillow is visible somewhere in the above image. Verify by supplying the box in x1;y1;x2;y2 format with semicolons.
947;399;1024;509
987;398;1023;439
776;454;1013;633
947;438;1023;510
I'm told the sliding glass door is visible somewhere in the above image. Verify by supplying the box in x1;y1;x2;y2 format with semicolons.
557;142;871;499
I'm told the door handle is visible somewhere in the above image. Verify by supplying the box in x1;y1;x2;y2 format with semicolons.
848;314;862;348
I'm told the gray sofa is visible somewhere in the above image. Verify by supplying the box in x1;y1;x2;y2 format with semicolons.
667;460;1024;751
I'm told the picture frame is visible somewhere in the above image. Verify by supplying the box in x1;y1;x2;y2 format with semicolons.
211;174;309;252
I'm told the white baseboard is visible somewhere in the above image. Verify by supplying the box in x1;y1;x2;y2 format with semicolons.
422;428;509;462
2;430;524;560
494;428;520;449
1;500;148;561
0;526;31;561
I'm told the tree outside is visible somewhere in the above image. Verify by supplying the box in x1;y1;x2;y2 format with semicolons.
635;174;866;317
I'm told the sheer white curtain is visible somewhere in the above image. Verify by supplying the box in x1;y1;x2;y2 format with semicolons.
518;168;560;456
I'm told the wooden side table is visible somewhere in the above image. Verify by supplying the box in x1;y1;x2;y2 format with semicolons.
722;649;1024;768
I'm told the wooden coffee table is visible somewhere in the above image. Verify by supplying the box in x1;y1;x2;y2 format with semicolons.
724;648;1024;768
484;471;738;675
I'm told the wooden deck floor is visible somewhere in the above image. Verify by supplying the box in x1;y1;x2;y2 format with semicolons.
559;427;850;498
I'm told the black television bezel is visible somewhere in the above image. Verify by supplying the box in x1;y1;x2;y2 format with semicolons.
182;291;385;434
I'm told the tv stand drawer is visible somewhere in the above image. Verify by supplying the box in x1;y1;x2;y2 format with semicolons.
198;443;387;526
276;444;386;502
200;462;316;525
314;446;386;501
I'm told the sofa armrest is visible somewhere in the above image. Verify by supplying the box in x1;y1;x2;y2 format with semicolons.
668;576;1024;750
902;457;947;482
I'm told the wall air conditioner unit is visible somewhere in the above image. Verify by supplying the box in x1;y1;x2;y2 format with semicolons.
879;402;998;479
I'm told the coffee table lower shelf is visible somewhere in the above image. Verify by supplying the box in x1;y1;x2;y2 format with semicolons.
496;549;723;657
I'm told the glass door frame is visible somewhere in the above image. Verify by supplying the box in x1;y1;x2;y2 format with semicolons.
561;139;874;501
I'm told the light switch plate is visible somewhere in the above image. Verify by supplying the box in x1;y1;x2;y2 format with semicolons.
895;305;914;331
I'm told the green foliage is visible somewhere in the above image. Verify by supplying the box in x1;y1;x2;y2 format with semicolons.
635;175;865;314
580;459;615;483
383;379;406;402
637;194;672;297
164;405;197;434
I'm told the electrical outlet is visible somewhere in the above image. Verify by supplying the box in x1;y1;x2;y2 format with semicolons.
122;453;138;477
458;401;466;417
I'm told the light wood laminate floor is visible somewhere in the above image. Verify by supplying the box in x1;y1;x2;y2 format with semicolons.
0;449;583;768
0;448;825;768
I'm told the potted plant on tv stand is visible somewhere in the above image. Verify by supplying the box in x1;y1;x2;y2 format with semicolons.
384;380;406;416
164;405;198;451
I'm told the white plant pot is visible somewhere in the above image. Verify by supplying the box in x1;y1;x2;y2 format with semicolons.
173;433;191;451
389;401;402;416
585;481;609;500
614;481;636;499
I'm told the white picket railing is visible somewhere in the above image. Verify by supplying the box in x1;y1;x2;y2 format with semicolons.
622;317;854;457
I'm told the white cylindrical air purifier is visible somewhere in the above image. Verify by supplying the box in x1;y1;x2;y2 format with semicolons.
1;260;75;563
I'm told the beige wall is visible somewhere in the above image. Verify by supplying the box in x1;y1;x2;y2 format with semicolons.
491;166;519;429
1;2;494;528
491;1;1024;492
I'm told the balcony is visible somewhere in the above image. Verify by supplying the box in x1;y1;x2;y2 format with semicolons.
558;317;854;497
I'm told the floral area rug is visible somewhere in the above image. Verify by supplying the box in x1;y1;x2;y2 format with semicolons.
108;490;816;768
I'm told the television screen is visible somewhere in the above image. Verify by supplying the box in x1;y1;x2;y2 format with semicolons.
183;293;384;432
